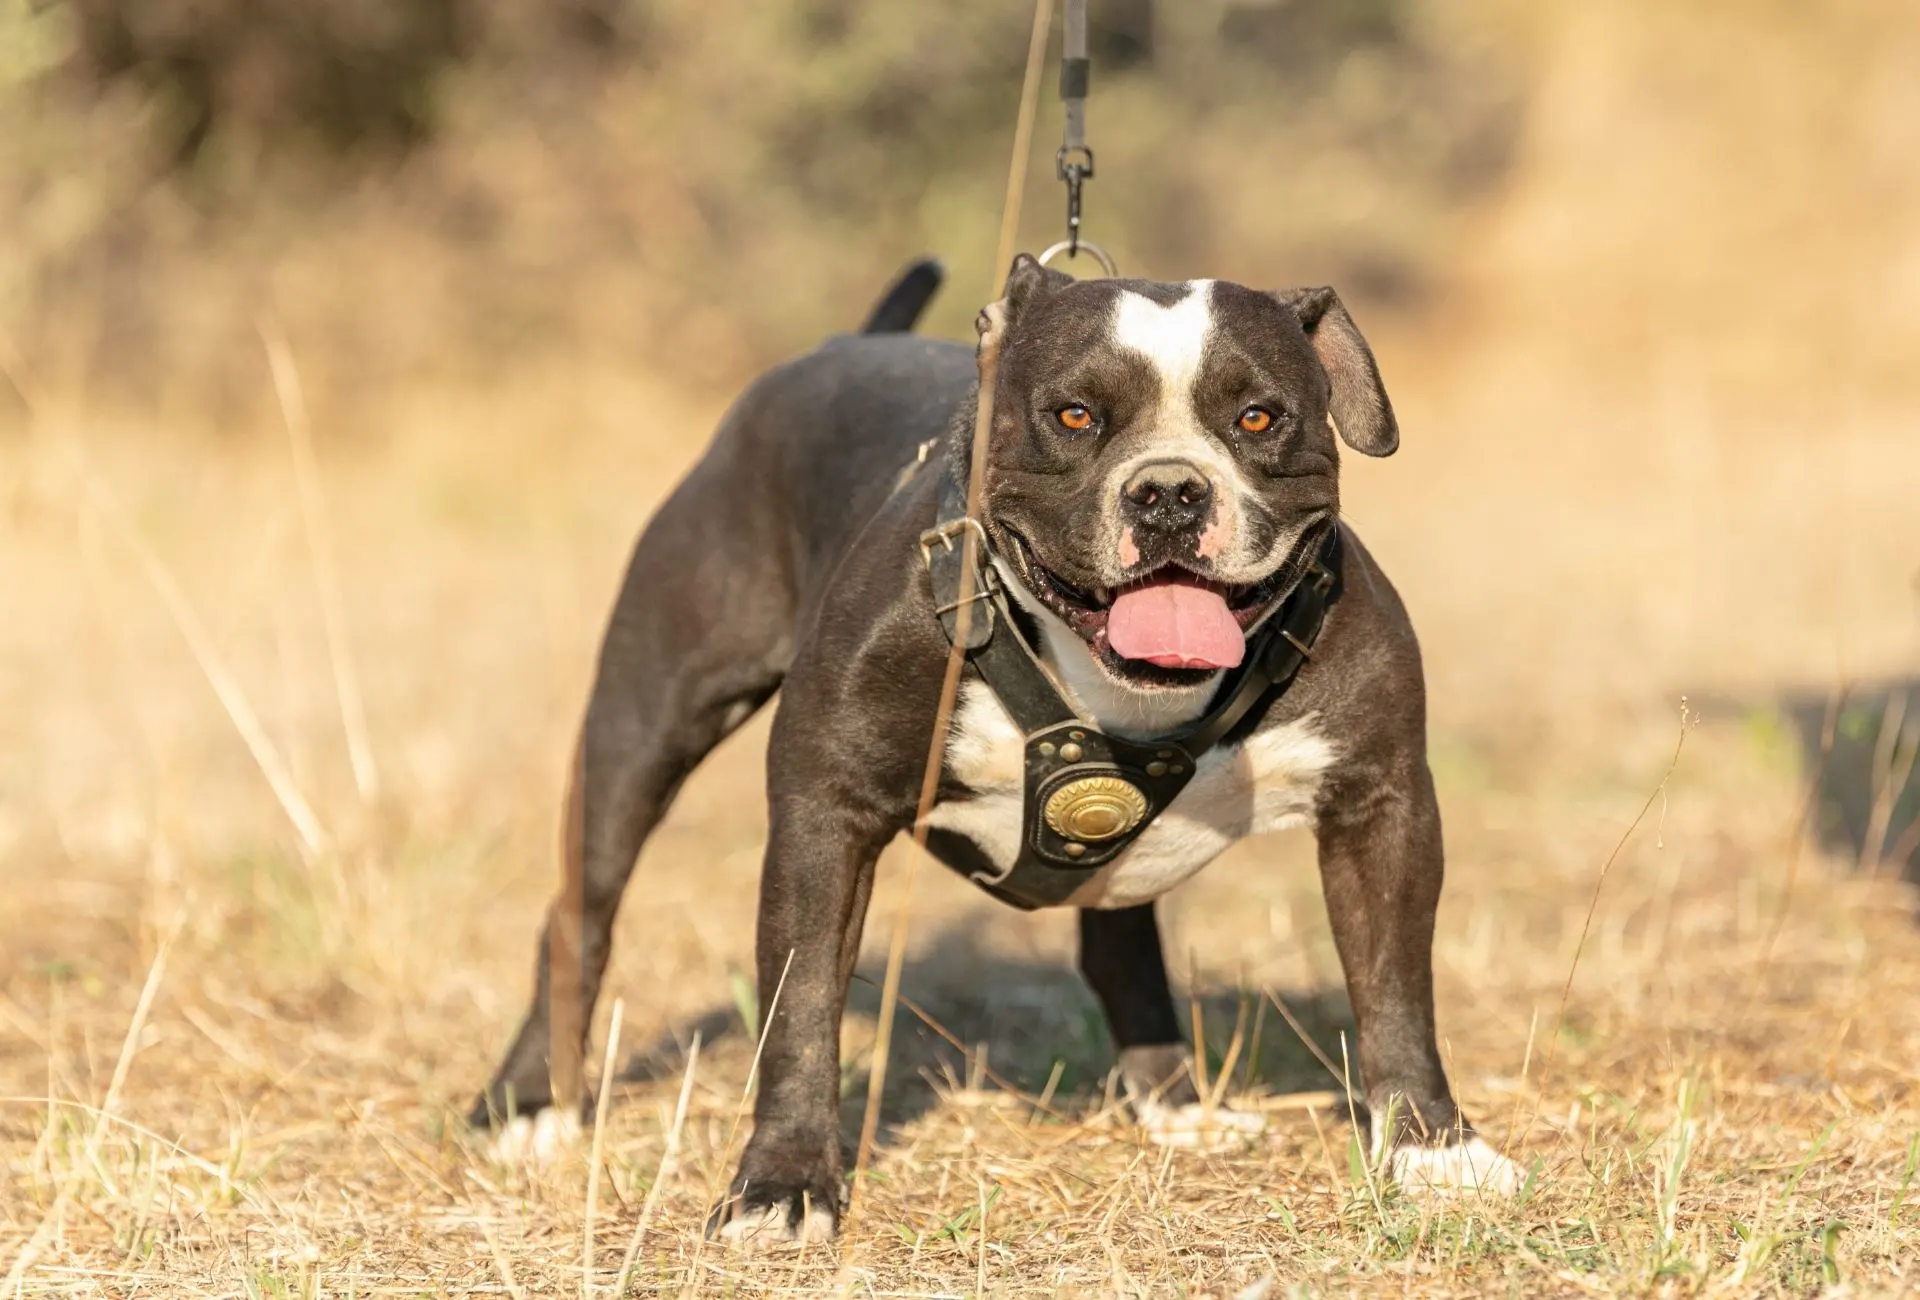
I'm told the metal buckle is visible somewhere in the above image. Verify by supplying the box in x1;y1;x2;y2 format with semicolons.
918;516;989;568
921;516;998;635
1307;563;1335;596
1281;630;1314;659
933;586;995;620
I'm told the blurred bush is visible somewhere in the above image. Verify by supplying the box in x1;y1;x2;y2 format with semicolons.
63;0;478;160
0;0;1522;423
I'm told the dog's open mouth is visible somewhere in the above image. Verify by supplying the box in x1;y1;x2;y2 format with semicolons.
1003;529;1293;681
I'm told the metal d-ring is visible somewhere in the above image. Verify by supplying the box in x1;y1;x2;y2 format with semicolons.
1037;239;1118;278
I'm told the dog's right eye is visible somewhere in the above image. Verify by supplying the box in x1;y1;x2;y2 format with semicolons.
1056;405;1094;432
1237;405;1276;434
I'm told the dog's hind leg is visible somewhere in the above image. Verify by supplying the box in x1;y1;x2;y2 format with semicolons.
1079;905;1191;1106
471;467;794;1138
1079;905;1267;1148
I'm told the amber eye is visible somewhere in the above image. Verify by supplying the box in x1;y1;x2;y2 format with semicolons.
1057;404;1094;431
1237;406;1275;434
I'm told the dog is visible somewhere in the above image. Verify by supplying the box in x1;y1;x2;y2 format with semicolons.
472;253;1522;1244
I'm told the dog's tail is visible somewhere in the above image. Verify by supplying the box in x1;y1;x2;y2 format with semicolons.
859;258;944;334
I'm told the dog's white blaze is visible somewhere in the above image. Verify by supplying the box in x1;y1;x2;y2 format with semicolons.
1112;282;1215;405
1103;282;1267;576
927;680;1335;910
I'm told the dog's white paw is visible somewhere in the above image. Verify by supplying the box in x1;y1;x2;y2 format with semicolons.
488;1109;582;1169
715;1197;837;1250
1136;1100;1268;1150
1387;1136;1525;1197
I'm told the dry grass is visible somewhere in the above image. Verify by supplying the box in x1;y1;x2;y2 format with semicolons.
3;334;1918;1294
6;4;1920;1294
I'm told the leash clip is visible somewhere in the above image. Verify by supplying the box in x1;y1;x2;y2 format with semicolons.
1056;145;1095;258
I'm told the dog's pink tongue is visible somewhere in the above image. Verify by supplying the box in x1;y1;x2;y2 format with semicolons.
1106;580;1245;670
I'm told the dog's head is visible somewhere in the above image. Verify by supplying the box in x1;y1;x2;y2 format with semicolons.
976;254;1396;690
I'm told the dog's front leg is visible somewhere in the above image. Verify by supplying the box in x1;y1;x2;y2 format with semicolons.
708;791;884;1247
1316;762;1522;1195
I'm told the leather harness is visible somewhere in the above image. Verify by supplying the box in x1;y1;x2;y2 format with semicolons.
917;469;1344;910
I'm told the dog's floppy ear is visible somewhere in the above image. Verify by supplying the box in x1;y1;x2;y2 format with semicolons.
979;253;1074;343
1276;286;1399;457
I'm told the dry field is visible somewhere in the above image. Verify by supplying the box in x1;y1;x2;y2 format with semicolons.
6;4;1920;1296
3;319;1918;1296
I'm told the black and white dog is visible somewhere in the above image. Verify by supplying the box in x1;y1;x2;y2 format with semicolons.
474;255;1521;1244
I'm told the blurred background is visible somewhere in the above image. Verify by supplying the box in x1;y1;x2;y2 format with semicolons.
4;0;1914;413
4;0;1915;871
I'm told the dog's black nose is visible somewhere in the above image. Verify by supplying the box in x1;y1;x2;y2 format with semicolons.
1122;460;1213;534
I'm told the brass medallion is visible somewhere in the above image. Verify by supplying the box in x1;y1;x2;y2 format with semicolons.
1044;776;1149;844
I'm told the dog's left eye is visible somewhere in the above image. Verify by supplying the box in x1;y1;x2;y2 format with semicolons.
1057;405;1095;432
1236;406;1276;434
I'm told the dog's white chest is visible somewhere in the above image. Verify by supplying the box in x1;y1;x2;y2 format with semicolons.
925;682;1334;909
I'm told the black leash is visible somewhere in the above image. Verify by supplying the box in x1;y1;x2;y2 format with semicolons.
1041;0;1117;276
1058;0;1092;258
919;472;1345;910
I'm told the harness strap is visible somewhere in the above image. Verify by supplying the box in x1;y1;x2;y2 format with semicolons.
919;470;1345;910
